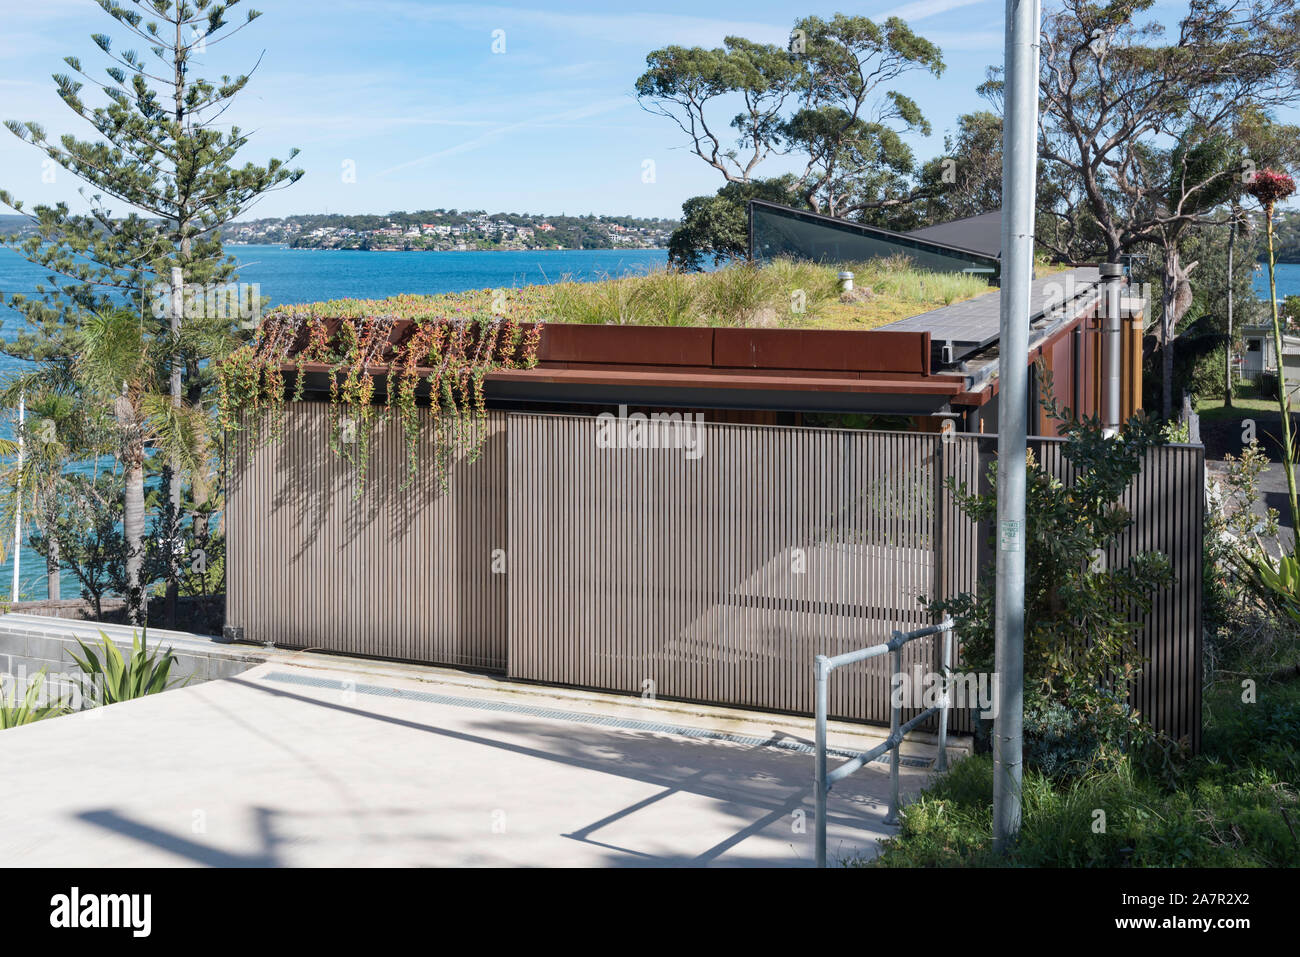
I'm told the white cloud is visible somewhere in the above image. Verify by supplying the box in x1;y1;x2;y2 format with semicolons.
880;0;991;23
374;96;630;177
336;1;789;47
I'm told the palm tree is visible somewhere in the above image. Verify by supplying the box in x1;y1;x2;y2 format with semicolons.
73;308;207;623
0;372;110;600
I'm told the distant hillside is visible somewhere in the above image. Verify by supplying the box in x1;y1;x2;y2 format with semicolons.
0;210;678;253
1267;208;1300;263
224;209;678;252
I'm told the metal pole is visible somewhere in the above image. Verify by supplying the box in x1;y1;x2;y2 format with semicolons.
814;654;829;868
11;392;24;604
937;626;952;773
1226;209;1236;407
993;0;1040;855
1101;262;1124;434
884;635;902;825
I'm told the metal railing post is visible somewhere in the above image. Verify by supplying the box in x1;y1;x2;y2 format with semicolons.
885;632;902;825
937;626;953;773
812;619;952;864
815;654;830;869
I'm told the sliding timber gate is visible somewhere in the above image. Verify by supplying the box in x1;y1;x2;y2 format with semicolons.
227;405;1204;748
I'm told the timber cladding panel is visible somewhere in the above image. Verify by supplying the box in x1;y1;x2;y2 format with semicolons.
226;405;1203;747
227;403;509;670
940;435;1204;749
506;414;1204;747
508;415;940;723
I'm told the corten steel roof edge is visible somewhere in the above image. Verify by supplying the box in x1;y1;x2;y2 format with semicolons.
284;368;962;415
538;324;934;376
262;321;934;376
272;322;938;377
486;367;963;394
288;366;964;396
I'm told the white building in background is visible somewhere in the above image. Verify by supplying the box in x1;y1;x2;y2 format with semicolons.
1239;323;1300;400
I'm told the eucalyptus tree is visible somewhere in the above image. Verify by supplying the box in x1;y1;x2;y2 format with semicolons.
635;14;945;220
915;110;1003;225
1034;0;1300;417
1152;130;1246;417
635;37;802;186
784;14;944;219
0;0;301;620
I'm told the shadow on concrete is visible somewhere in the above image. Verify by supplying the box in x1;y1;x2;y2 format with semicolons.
70;675;907;867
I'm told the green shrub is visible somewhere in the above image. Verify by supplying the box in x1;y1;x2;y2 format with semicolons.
1186;345;1229;401
849;256;989;306
760;257;839;321
929;384;1171;768
69;630;181;707
871;681;1300;867
0;669;70;729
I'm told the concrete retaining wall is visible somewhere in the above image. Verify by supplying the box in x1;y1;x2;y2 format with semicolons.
0;614;265;700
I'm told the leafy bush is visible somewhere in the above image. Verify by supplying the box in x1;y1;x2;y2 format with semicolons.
1023;699;1110;780
1202;442;1285;669
869;680;1300;867
1186;345;1228;401
0;669;70;729
69;630;181;707
28;473;126;619
929;378;1172;769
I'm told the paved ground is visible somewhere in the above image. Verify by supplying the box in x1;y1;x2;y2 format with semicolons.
1202;406;1296;552
0;661;940;867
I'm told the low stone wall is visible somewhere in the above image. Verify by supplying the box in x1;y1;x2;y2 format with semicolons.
1;598;128;621
1;596;223;634
0;614;264;702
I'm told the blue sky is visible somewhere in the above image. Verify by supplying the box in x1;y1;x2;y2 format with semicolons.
0;0;1216;220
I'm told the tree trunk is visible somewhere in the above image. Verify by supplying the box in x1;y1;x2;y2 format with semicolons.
46;536;60;601
1225;213;1235;407
124;458;145;625
1161;252;1177;421
1160;244;1196;421
164;16;189;630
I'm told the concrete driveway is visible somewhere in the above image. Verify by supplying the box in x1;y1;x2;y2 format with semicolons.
0;661;938;867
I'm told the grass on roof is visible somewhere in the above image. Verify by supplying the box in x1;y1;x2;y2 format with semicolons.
262;256;997;331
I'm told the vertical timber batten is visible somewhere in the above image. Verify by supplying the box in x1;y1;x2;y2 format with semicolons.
224;405;1202;746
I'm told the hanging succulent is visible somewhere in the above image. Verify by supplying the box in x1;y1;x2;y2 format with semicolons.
217;292;544;494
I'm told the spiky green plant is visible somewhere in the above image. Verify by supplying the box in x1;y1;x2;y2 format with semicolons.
0;669;70;729
69;630;181;707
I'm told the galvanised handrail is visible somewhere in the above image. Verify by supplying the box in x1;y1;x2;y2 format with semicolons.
814;618;954;868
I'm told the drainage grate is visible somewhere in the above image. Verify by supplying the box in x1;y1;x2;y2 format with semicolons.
258;670;934;769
